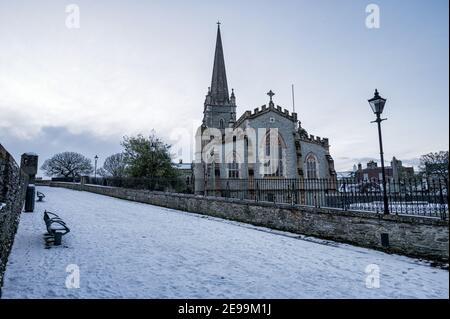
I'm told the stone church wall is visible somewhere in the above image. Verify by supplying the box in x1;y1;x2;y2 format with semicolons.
238;111;298;178
300;139;331;178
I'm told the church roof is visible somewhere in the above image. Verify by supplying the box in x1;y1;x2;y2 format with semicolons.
210;23;229;104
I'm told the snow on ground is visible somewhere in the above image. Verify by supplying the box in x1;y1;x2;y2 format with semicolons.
2;186;448;299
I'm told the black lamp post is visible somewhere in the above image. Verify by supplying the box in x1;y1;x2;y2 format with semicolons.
150;142;155;179
94;155;98;182
368;89;389;214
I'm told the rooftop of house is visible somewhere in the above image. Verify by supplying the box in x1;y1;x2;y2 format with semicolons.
172;160;192;170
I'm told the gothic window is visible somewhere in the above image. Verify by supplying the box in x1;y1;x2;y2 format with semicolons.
306;153;319;179
227;136;240;178
219;119;225;129
263;129;286;177
206;163;213;178
228;162;239;178
278;145;284;176
265;128;271;157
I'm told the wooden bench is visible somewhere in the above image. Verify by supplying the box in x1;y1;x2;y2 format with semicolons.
43;211;70;246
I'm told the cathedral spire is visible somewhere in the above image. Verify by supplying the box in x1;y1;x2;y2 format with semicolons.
210;22;229;104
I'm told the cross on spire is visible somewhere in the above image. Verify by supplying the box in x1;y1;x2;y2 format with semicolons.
267;90;275;106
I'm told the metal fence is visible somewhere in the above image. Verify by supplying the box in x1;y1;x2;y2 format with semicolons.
87;176;448;220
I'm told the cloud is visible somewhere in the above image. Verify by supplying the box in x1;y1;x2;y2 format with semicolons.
1;126;123;177
1;123;200;177
0;1;447;177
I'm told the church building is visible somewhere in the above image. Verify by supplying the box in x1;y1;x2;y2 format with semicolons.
194;24;336;195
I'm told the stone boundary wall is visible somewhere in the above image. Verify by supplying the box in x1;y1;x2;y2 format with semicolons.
38;180;449;262
0;144;27;296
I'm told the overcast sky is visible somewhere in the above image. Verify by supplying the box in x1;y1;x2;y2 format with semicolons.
0;0;448;176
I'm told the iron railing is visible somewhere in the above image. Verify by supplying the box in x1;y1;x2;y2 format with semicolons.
87;176;448;220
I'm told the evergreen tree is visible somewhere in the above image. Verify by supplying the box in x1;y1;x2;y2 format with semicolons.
121;132;178;179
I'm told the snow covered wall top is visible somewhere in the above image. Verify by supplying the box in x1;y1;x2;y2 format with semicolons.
0;143;28;296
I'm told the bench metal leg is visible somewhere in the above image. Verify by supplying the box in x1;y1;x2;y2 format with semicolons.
54;232;62;246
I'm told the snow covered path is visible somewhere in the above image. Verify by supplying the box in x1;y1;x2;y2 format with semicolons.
2;186;448;299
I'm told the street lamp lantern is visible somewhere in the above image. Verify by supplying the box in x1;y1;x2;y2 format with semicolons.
368;89;389;215
368;89;387;115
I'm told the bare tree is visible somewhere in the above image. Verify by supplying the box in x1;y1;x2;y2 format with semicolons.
41;152;93;178
99;153;126;178
419;151;449;180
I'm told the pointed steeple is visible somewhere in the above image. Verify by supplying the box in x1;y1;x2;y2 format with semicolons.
210;22;229;104
230;88;236;105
